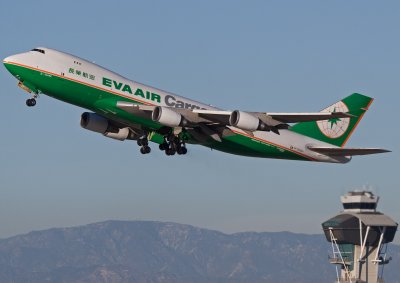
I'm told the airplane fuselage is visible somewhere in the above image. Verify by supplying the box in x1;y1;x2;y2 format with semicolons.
3;48;351;163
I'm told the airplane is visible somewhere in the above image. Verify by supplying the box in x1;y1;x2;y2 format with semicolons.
3;47;390;163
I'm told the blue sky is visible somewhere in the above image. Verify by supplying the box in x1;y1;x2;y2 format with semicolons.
0;1;398;243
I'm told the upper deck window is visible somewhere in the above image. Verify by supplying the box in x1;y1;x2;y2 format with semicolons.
31;48;45;54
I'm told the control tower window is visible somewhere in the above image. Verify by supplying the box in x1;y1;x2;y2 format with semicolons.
343;203;377;210
31;48;45;54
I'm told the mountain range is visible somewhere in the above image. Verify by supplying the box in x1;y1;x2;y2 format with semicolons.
0;220;398;283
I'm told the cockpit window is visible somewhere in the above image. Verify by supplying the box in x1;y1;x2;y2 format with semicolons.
31;48;45;54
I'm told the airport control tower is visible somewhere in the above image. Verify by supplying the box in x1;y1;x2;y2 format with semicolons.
322;191;398;283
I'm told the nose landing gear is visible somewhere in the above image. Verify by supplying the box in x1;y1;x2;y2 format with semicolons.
26;94;39;107
26;98;36;107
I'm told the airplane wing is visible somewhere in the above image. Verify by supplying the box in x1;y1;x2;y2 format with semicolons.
192;110;353;124
116;103;352;124
116;102;353;135
308;146;391;156
194;110;352;123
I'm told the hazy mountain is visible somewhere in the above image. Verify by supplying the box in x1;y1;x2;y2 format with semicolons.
0;220;398;283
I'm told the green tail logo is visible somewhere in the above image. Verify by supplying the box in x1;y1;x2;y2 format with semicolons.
290;93;373;147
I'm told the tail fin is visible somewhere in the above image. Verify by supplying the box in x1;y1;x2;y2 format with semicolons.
290;93;373;147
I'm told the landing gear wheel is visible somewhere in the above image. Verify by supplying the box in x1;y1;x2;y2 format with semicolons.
177;147;187;155
26;98;36;107
165;149;176;156
162;132;189;156
137;133;149;147
140;146;151;154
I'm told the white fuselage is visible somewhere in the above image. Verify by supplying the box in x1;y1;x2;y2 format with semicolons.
4;48;349;163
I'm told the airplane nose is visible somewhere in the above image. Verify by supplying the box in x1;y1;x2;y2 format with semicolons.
3;55;17;64
3;54;21;76
3;56;13;63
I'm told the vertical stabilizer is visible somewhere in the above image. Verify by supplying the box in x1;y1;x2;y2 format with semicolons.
290;93;373;147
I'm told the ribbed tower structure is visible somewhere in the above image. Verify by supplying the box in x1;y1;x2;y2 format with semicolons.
322;191;398;283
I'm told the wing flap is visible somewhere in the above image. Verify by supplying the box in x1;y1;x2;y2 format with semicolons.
308;146;390;156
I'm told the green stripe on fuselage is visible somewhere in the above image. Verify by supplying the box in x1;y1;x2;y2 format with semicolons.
4;62;308;161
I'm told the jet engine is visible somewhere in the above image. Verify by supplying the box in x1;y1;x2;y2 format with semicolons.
80;112;131;141
152;106;188;127
229;110;270;131
80;112;109;133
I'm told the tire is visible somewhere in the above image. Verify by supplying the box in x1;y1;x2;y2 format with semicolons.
26;99;34;107
181;147;187;155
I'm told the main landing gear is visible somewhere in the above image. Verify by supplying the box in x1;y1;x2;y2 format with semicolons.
137;135;151;155
26;94;39;107
158;134;188;156
136;131;188;156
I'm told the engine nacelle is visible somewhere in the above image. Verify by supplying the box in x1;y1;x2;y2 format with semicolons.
80;112;131;141
229;110;269;131
104;127;130;141
80;112;109;134
152;106;187;127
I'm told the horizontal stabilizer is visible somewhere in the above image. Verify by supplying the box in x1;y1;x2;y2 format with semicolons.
265;112;354;123
308;146;391;156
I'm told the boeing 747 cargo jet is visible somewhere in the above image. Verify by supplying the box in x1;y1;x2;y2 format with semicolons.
3;47;389;163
